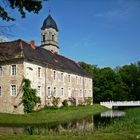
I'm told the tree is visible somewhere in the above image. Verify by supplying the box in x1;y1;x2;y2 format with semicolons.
0;0;43;21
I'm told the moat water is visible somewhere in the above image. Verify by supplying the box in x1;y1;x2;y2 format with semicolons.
0;110;125;135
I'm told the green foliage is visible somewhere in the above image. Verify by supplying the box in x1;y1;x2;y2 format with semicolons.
79;61;140;102
62;100;68;107
0;0;43;21
22;78;40;113
52;97;60;107
85;97;93;105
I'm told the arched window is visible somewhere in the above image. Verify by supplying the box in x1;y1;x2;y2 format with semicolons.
52;35;54;41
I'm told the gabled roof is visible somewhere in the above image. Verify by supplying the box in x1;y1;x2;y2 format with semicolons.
0;39;91;77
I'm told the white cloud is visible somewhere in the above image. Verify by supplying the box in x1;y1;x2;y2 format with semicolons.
0;35;10;42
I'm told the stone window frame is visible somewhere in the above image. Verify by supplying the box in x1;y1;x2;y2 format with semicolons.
0;65;2;77
48;87;51;98
38;67;41;78
37;86;41;96
61;88;64;97
11;65;17;76
0;86;1;96
10;85;17;96
53;87;57;97
80;89;83;97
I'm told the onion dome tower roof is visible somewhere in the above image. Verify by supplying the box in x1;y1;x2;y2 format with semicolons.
41;14;58;31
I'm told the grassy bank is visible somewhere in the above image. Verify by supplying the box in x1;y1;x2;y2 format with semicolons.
0;104;107;126
0;106;140;140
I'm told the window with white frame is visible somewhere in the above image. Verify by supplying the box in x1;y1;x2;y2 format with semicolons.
0;86;1;96
80;89;82;97
61;88;64;96
53;87;56;96
48;87;51;97
53;71;56;80
38;67;41;77
0;66;2;76
61;73;63;81
11;85;16;96
37;86;41;96
11;65;16;75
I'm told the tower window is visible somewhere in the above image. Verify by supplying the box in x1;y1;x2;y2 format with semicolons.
52;35;54;41
43;35;45;42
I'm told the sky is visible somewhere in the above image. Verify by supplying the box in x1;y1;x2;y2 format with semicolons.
0;0;140;68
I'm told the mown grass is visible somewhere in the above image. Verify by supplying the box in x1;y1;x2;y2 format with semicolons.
0;104;107;126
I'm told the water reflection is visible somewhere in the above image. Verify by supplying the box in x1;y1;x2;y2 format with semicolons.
0;110;125;135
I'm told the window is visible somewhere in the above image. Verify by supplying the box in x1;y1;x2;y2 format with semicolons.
53;71;56;80
0;66;2;76
38;67;41;77
79;77;81;84
61;73;63;81
11;65;16;75
80;89;82;97
43;35;45;42
48;87;51;97
52;35;54;41
53;87;56;96
61;88;64;96
0;86;1;96
11;85;16;96
37;86;41;96
68;74;70;82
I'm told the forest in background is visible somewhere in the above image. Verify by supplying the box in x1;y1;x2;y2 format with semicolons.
79;61;140;103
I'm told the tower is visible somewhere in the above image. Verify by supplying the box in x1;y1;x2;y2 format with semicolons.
41;14;59;54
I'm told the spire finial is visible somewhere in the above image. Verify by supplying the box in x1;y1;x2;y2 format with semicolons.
49;9;51;15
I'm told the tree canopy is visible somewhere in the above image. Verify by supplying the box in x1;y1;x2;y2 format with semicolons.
79;61;140;103
0;0;44;21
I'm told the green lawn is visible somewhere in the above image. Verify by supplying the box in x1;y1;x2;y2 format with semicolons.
0;104;107;126
0;105;140;140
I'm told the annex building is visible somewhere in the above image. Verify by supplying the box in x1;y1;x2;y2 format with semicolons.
0;14;93;114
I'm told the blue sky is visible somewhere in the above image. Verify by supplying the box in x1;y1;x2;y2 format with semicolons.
1;0;140;68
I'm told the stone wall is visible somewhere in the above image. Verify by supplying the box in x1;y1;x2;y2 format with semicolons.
24;60;93;107
0;60;24;114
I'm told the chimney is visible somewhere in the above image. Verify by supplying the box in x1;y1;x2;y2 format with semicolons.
30;40;36;49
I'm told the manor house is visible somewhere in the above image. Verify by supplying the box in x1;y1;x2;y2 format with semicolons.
0;14;93;114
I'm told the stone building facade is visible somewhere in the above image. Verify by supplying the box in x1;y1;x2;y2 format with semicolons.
0;14;93;114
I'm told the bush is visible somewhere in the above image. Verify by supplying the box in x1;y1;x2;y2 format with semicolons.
85;97;93;105
68;97;76;105
62;100;68;107
52;97;60;107
22;78;40;113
